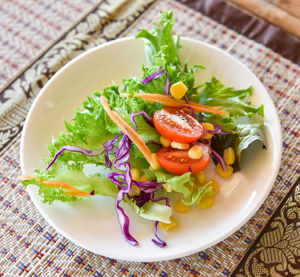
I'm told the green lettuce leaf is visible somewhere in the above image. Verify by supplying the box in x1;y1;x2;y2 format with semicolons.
190;77;265;171
125;198;172;223
182;182;213;206
144;169;194;198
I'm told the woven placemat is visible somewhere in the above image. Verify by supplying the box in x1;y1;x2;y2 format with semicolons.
0;0;299;276
0;0;103;93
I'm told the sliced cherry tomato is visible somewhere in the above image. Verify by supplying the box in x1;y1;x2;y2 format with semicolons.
153;108;204;143
156;143;210;175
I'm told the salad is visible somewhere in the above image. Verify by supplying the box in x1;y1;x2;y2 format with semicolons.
21;11;265;248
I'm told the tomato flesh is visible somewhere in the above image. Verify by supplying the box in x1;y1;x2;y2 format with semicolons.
153;108;204;143
156;143;210;175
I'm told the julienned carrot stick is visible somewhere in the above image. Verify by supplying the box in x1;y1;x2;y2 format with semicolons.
100;96;154;166
63;191;92;197
42;181;91;197
20;176;91;197
122;93;227;115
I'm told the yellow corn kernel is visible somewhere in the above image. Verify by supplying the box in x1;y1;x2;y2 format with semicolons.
130;168;140;181
201;123;214;140
139;174;150;182
128;185;141;197
174;199;190;213
199;195;214;209
216;163;233;178
196;171;206;185
209;179;220;195
163;183;172;192
188;145;203;159
150;153;161;170
160;136;171;147
171;141;190;150
170;81;188;99
223;147;235;165
159;216;177;231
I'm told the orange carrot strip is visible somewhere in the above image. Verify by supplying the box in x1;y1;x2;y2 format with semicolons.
134;93;227;114
20;176;91;197
63;191;91;197
100;96;154;166
42;181;90;197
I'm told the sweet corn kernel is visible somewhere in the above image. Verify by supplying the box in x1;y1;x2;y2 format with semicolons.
150;153;161;170
174;199;190;213
201;123;214;140
216;163;233;178
128;185;141;197
160;136;171;147
139;174;150;182
188;145;203;159
159;216;177;231
163;183;172;192
171;141;190;150
170;81;188;99
209;179;220;195
130;168;140;181
223;147;235;165
196;171;206;185
199;195;214;209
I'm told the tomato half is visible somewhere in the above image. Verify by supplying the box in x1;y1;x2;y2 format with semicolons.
153;108;204;143
156;143;210;175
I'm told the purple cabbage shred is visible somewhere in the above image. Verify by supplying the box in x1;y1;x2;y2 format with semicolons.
46;145;105;170
146;140;162;146
206;124;232;135
130;111;154;130
211;149;227;171
142;66;163;84
142;66;171;96
178;105;197;118
152;221;167;248
104;132;169;247
103;132;123;168
183;94;189;104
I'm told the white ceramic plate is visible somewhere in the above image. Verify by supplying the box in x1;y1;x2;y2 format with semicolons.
20;37;281;262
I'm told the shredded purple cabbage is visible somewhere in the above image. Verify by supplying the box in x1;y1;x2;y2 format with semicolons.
132;191;151;207
103;132;123;168
178;105;196;118
104;132;170;247
211;149;227;171
46;145;104;170
142;66;170;96
184;94;189;104
150;192;169;247
130;111;154;130
142;66;163;84
134;180;164;194
146;140;162;146
152;221;167;248
114;162;138;246
105;134;138;246
207;124;232;135
164;71;170;96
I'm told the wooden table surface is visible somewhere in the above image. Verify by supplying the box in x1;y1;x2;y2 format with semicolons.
226;0;300;38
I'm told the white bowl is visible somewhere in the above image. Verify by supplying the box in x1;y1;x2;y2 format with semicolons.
20;37;281;262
